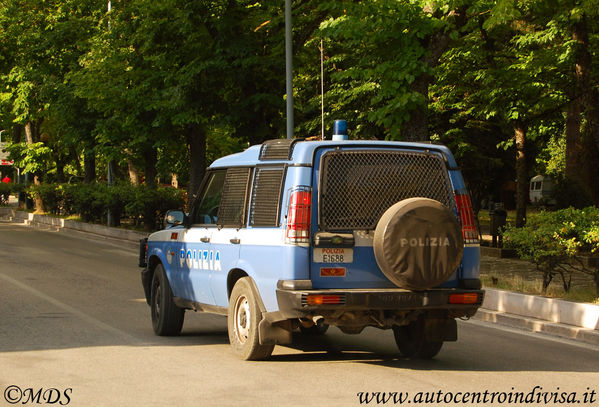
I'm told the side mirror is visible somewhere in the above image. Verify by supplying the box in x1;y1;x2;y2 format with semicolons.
164;210;185;229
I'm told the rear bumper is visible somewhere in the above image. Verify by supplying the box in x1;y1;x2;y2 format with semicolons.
275;280;484;319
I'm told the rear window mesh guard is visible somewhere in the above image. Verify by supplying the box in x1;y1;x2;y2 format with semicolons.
319;150;456;231
249;167;285;227
218;168;251;228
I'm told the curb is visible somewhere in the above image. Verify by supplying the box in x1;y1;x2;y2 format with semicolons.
475;288;599;346
473;309;599;346
0;207;147;246
2;206;598;347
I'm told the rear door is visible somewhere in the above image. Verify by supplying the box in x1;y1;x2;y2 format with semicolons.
208;167;252;308
310;147;457;289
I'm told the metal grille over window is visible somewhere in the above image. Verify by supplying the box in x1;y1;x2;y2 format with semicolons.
319;150;455;231
250;168;284;227
259;139;299;160
217;168;250;227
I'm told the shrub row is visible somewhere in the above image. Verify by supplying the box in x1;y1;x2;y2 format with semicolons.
503;207;599;295
27;182;186;231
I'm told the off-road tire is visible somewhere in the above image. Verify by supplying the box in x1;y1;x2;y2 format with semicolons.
151;263;185;336
228;277;275;360
393;320;443;359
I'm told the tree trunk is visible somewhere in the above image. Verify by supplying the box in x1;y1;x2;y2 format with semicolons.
24;122;38;144
515;124;527;228
143;146;158;232
24;122;44;211
84;145;96;183
402;75;429;142
144;147;158;190
187;124;207;205
70;146;83;178
573;13;599;204
565;99;583;182
127;157;139;186
400;7;467;142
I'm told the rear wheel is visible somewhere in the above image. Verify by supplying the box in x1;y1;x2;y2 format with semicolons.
151;264;184;336
228;277;274;360
393;320;443;359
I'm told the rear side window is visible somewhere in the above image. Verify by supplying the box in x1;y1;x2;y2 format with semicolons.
217;168;251;227
249;167;285;227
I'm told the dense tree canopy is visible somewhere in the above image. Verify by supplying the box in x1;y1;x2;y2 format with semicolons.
1;0;599;216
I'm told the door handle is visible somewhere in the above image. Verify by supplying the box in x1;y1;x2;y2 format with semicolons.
230;238;240;244
200;237;211;243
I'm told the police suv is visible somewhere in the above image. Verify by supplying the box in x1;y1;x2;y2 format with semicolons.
139;124;483;360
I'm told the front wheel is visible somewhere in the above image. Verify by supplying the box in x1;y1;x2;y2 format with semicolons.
393;320;443;359
151;264;184;336
228;277;274;360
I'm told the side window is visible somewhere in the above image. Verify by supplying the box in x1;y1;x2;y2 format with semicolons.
217;167;251;227
192;170;227;225
249;167;285;227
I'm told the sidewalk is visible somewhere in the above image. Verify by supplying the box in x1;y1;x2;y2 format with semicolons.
1;204;598;346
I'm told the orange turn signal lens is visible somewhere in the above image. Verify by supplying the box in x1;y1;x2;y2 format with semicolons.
449;293;480;304
306;294;341;306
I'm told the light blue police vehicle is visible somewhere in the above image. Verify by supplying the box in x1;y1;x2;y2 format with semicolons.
139;122;483;360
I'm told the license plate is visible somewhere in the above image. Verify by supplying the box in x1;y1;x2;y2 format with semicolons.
313;248;353;263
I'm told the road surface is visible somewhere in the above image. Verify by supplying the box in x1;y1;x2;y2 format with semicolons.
1;222;598;406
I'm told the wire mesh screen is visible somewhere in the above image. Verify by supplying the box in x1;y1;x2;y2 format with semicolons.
249;167;284;227
319;150;455;231
218;168;250;227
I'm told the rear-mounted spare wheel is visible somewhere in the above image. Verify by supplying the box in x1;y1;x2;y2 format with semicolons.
374;197;464;290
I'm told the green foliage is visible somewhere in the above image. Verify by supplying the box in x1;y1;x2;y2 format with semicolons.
4;142;53;175
503;207;599;294
25;182;184;230
303;0;443;140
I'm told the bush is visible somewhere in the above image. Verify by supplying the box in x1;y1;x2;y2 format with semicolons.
503;207;599;295
0;182;25;204
125;185;185;230
23;182;185;230
28;183;64;214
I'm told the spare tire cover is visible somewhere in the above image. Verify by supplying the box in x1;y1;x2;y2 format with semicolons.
373;197;464;290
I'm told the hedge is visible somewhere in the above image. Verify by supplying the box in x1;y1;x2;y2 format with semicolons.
26;182;185;231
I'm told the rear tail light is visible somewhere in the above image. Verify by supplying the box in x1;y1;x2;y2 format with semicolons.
449;292;481;305
286;187;311;244
455;193;479;244
305;294;342;306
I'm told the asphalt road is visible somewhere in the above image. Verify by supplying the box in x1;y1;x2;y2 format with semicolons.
1;222;598;407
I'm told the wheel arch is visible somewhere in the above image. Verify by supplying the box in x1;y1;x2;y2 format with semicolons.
227;269;267;314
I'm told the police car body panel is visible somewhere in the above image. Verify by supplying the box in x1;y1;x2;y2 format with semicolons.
141;126;483;360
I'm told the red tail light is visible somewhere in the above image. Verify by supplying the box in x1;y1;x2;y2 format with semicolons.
455;193;479;244
286;187;311;244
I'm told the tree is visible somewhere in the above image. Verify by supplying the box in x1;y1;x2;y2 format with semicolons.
432;0;573;225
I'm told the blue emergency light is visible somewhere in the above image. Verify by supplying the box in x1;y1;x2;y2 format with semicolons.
332;120;348;141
